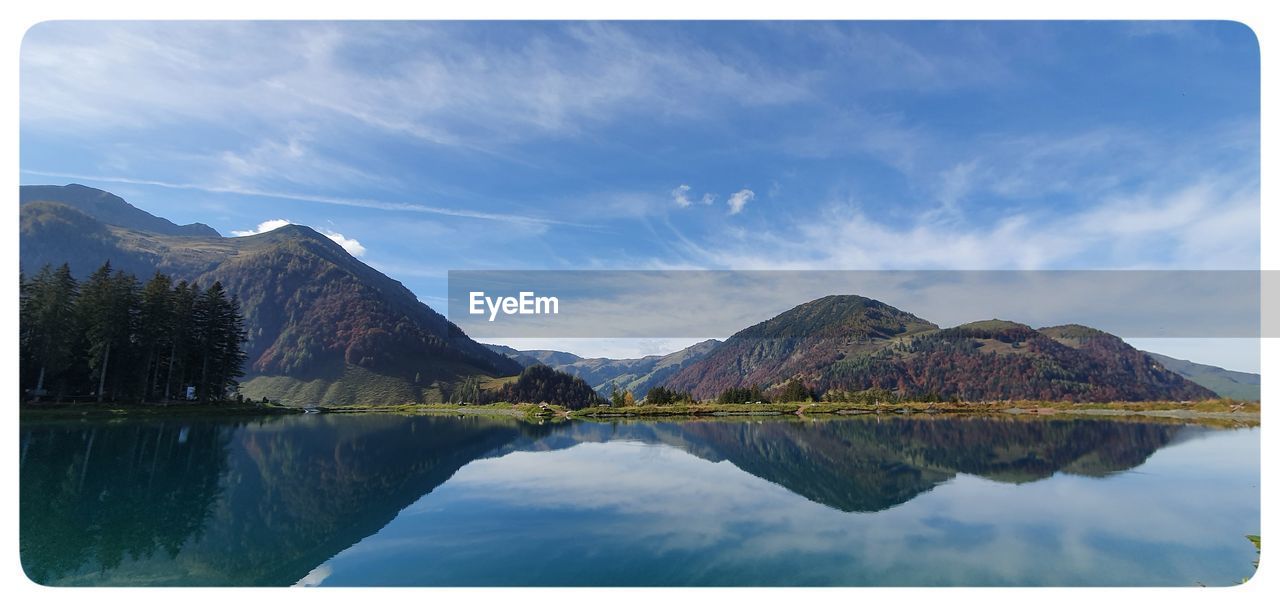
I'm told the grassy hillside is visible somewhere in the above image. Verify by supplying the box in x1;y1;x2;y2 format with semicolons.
239;365;451;406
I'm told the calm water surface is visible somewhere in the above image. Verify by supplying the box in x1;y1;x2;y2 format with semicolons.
19;414;1259;586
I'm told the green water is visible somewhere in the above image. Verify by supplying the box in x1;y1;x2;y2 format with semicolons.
19;414;1259;586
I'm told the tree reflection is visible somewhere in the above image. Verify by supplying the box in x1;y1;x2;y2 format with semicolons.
20;420;234;584
20;414;1197;586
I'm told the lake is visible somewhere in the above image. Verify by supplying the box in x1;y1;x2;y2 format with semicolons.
19;413;1259;586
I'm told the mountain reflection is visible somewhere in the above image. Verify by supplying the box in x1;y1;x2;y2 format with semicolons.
672;417;1190;511
20;414;1199;586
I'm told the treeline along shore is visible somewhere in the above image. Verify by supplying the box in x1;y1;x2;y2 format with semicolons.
20;262;249;406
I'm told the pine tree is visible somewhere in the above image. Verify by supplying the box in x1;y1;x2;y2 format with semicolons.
110;269;143;400
76;263;140;403
191;282;247;401
217;293;248;398
166;282;199;401
19;265;248;405
20;264;79;401
645;386;693;405
778;378;813;403
136;273;175;402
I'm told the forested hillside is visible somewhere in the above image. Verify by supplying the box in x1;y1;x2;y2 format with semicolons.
665;296;1216;402
20;185;520;405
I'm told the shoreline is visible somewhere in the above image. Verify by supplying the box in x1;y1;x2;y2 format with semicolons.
18;401;302;421
328;399;1261;428
19;399;1259;426
562;401;1260;426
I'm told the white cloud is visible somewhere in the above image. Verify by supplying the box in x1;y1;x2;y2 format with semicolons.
230;218;292;237
727;189;755;215
318;229;367;257
230;218;367;257
427;433;1254;585
671;184;692;207
672;185;720;210
674;176;1257;271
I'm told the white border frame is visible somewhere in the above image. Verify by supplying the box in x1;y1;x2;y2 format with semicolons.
2;2;1272;606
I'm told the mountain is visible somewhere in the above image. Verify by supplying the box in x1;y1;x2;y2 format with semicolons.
19;184;522;405
483;344;539;367
486;339;721;398
665;295;937;399
21;184;220;237
664;295;1217;402
483;345;583;368
1145;352;1260;402
20;200;173;280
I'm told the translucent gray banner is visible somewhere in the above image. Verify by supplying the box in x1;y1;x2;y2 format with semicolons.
447;270;1269;339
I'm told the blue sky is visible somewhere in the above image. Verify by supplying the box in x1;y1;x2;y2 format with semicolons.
19;21;1261;368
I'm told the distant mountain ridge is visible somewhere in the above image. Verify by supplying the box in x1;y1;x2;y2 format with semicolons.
662;295;1216;402
484;345;584;368
1144;352;1260;402
20;184;521;405
21;184;220;237
486;339;721;398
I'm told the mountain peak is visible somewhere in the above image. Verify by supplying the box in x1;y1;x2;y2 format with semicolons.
740;294;938;340
1039;324;1110;339
953;319;1032;331
244;222;328;242
271;223;320;236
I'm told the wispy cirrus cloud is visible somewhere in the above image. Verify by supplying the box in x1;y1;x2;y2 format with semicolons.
216;131;390;191
670;174;1258;271
21;169;587;228
18;21;1262;375
20;22;812;144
